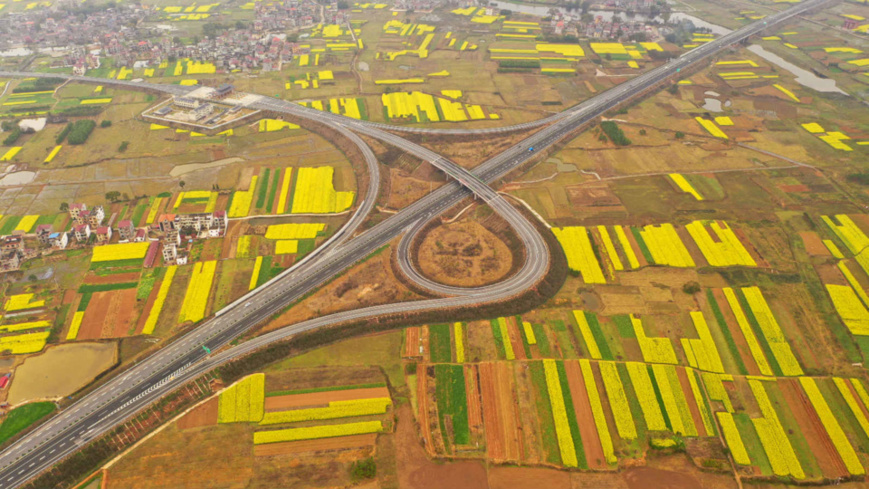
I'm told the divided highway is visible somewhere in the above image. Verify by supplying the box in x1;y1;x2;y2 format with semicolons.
0;2;829;486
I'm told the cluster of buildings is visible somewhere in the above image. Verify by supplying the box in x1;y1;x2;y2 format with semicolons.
1;0;323;75
156;211;228;265
0;201;229;273
580;17;656;40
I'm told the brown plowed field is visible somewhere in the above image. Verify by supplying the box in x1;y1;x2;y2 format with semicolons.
506;318;526;360
676;367;706;437
252;433;377;456
465;364;484;433
416;366;435;456
80;289;138;339
712;288;761;375
109;288;138;337
780;378;848;479
679;226;709;268
798;231;829;256
420;325;429;359
404;327;420;358
735;227;770;268
395;404;488;489
177;397;218;430
564;360;607;470
78;289;137;340
84;272;141;285
264;387;390;411
479;362;521;462
489;466;571;489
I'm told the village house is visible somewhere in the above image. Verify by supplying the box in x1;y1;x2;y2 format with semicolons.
117;220;135;242
73;224;91;243
68;203;87;223
48;232;69;250
95;226;113;244
35;225;53;245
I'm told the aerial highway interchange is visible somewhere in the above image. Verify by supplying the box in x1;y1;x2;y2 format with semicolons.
0;0;831;485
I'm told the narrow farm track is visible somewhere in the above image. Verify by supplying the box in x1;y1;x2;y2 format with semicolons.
0;3;832;486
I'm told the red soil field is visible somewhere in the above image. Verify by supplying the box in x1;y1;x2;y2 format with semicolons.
395;404;488;489
416;365;435;457
678;226;709;268
563;360;607;470
79;289;139;339
252;433;376;456
798;231;830;256
478;362;521;462
263;387;390;411
711;288;762;375
506;318;526;360
623;466;702;489
675;367;706;437
109;288;139;337
464;364;484;433
780;378;848;479
404;327;421;358
488;466;571;489
177;397;218;430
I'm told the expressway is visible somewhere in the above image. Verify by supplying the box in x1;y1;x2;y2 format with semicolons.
0;1;830;486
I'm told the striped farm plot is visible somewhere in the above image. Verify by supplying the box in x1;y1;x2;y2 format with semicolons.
381;91;499;123
717;287;803;377
706;372;869;480
637;223;696;268
298;97;366;120
551;226;606;283
822;214;869;276
418;353;729;467
685;220;758;267
178;261;217;323
248;374;392;455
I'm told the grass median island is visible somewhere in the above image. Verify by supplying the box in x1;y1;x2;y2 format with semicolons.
0;402;56;445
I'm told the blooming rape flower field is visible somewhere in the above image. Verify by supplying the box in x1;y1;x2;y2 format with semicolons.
91;242;150;263
178;261;216;323
218;374;265;423
4;293;44;312
259;398;391;424
142;266;177;335
552;226;606;283
290;167;355;214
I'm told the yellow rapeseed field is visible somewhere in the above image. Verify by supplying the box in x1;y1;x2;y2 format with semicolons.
552;227;606;283
178;261;216;323
290;167;355;214
91;242;150;263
